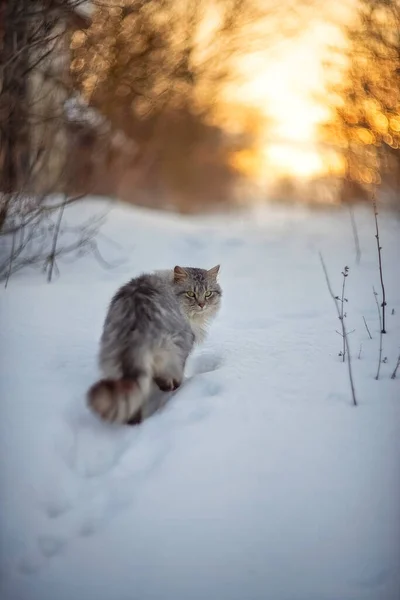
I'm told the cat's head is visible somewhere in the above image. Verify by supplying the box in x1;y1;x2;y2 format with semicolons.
173;265;222;319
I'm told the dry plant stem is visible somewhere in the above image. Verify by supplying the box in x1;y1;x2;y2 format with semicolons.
319;252;357;407
372;196;387;333
358;344;363;359
339;271;347;362
349;206;361;265
46;199;66;283
373;286;383;380
391;355;400;379
362;316;373;339
4;230;17;289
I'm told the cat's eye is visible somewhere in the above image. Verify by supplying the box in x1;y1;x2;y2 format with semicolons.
205;291;213;298
186;291;195;298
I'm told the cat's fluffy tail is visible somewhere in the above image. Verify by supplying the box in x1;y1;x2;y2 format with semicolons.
87;373;151;425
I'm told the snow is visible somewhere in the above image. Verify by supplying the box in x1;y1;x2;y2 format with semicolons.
64;95;107;129
0;198;399;600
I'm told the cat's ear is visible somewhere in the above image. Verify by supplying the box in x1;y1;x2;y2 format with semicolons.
174;266;188;283
207;265;220;279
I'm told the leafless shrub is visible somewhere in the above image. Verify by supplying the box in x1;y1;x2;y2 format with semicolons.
335;265;350;362
319;252;358;407
0;1;112;282
0;196;115;284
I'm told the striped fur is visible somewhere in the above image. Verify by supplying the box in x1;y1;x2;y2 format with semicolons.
87;265;221;425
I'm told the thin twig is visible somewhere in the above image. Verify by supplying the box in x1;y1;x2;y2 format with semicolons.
373;286;383;380
46;199;66;283
391;355;400;379
4;227;17;288
1;194;87;236
362;316;373;339
4;230;17;289
349;206;361;265
336;329;355;336
358;344;363;359
372;194;387;333
339;268;348;361
319;253;357;406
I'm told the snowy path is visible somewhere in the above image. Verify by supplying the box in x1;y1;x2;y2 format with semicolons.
0;200;399;600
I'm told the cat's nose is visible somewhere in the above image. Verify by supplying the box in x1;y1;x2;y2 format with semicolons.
198;302;205;309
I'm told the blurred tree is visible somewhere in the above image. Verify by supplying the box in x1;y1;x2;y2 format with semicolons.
73;0;304;125
72;0;314;209
322;0;400;202
0;1;110;282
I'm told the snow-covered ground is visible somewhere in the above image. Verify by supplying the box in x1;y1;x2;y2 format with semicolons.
1;198;399;600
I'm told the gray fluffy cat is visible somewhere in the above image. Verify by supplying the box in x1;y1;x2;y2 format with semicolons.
87;265;222;425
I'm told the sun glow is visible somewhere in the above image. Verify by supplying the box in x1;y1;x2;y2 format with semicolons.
228;14;350;182
265;144;325;178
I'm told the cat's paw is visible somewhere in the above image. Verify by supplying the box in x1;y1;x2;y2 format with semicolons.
154;377;181;392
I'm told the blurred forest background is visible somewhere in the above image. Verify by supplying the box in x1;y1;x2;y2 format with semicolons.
1;0;400;278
